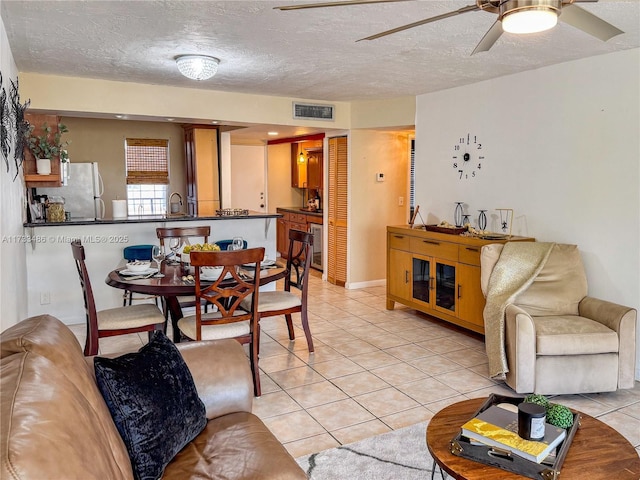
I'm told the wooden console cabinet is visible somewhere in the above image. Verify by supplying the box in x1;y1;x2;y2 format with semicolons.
387;226;534;334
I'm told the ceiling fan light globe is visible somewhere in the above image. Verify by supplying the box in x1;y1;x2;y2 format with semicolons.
176;55;219;81
502;8;558;34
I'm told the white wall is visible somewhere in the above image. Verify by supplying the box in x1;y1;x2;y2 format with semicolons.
415;48;640;377
230;145;266;211
0;17;28;331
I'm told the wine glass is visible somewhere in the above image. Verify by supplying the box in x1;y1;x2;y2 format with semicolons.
152;245;165;270
232;236;244;251
169;238;182;264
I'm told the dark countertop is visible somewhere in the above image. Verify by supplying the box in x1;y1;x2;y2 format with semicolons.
24;211;282;227
276;206;323;218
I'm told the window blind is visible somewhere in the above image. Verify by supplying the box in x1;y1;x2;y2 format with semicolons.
125;138;169;184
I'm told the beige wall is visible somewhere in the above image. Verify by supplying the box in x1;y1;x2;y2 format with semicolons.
351;97;416;129
20;73;353;129
348;130;411;286
60;118;186;218
267;144;303;213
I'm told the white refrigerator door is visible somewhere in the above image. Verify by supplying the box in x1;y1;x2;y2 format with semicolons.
91;162;105;219
37;162;100;219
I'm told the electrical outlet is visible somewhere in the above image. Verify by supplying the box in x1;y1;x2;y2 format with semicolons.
40;291;50;305
398;196;404;206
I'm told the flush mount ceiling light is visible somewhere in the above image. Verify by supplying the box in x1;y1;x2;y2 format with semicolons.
500;0;561;35
175;55;219;81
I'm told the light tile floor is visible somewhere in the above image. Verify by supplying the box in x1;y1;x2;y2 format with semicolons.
70;271;640;459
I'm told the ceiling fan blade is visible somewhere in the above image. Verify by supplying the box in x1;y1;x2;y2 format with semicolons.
275;0;413;11
560;4;624;41
471;20;503;55
357;4;479;41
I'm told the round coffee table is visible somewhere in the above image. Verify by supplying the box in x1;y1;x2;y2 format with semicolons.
426;397;640;479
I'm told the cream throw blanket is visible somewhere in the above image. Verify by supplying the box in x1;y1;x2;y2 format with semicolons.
484;242;555;380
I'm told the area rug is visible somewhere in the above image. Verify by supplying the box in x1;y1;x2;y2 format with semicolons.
296;421;444;480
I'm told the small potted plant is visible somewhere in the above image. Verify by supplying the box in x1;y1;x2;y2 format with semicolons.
26;122;70;175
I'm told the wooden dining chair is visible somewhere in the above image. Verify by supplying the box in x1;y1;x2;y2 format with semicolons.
71;240;165;356
156;226;211;317
240;229;314;352
177;247;265;396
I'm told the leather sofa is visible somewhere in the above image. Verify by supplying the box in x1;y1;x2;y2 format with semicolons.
1;315;307;480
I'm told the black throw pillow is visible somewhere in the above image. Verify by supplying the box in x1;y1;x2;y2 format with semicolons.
94;331;206;480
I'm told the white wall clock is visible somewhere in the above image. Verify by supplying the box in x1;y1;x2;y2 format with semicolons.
453;133;484;180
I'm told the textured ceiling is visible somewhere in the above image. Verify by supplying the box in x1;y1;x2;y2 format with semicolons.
1;0;639;141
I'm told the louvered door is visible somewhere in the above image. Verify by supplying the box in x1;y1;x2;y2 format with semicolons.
327;136;348;286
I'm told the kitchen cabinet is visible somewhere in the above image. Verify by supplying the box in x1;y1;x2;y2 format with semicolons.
291;141;323;190
23;113;63;187
386;226;534;334
276;208;322;259
183;125;220;216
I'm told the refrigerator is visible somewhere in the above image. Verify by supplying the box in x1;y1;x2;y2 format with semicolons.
37;162;105;220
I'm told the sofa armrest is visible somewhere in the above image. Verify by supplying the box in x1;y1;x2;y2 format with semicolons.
177;339;253;420
505;304;537;393
579;297;637;388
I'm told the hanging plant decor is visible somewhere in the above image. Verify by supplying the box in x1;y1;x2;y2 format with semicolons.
9;77;30;180
0;72;10;172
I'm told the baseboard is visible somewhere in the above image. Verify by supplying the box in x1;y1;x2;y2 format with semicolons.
345;279;386;290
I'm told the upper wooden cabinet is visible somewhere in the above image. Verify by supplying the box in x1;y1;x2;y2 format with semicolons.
23;113;63;187
291;141;323;190
183;125;221;216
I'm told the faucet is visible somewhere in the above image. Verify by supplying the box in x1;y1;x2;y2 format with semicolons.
169;192;183;214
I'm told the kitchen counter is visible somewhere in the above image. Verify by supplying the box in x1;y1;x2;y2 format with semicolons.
276;206;322;218
24;211;280;227
23;214;280;325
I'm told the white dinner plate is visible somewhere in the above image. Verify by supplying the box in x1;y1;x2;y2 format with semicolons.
119;267;158;276
242;259;276;268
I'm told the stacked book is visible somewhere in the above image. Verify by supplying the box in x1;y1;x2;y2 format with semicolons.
461;403;566;464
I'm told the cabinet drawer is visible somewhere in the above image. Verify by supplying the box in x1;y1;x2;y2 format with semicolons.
458;245;482;266
290;222;308;232
290;213;307;223
410;237;457;261
388;233;411;251
277;210;291;221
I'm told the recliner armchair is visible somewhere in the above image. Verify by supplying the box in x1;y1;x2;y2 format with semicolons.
481;242;637;395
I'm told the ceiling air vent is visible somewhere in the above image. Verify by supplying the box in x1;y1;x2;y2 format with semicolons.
293;102;335;121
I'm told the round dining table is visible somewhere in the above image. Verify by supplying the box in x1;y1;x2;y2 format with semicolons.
106;261;287;342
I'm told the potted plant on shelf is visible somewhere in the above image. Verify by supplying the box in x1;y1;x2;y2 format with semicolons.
25;122;70;175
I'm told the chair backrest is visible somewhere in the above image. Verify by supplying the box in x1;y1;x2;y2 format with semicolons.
156;226;210;247
480;242;588;316
190;247;265;341
70;240;99;350
286;229;313;296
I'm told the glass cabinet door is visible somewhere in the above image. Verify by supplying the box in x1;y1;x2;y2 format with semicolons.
434;261;456;313
412;257;431;304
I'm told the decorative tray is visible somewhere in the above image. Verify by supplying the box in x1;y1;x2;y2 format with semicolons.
450;393;580;480
216;208;249;217
423;224;467;235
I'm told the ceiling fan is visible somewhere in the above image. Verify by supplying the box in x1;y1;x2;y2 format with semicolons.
275;0;624;55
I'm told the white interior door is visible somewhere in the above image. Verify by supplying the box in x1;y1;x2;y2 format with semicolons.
230;145;267;212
